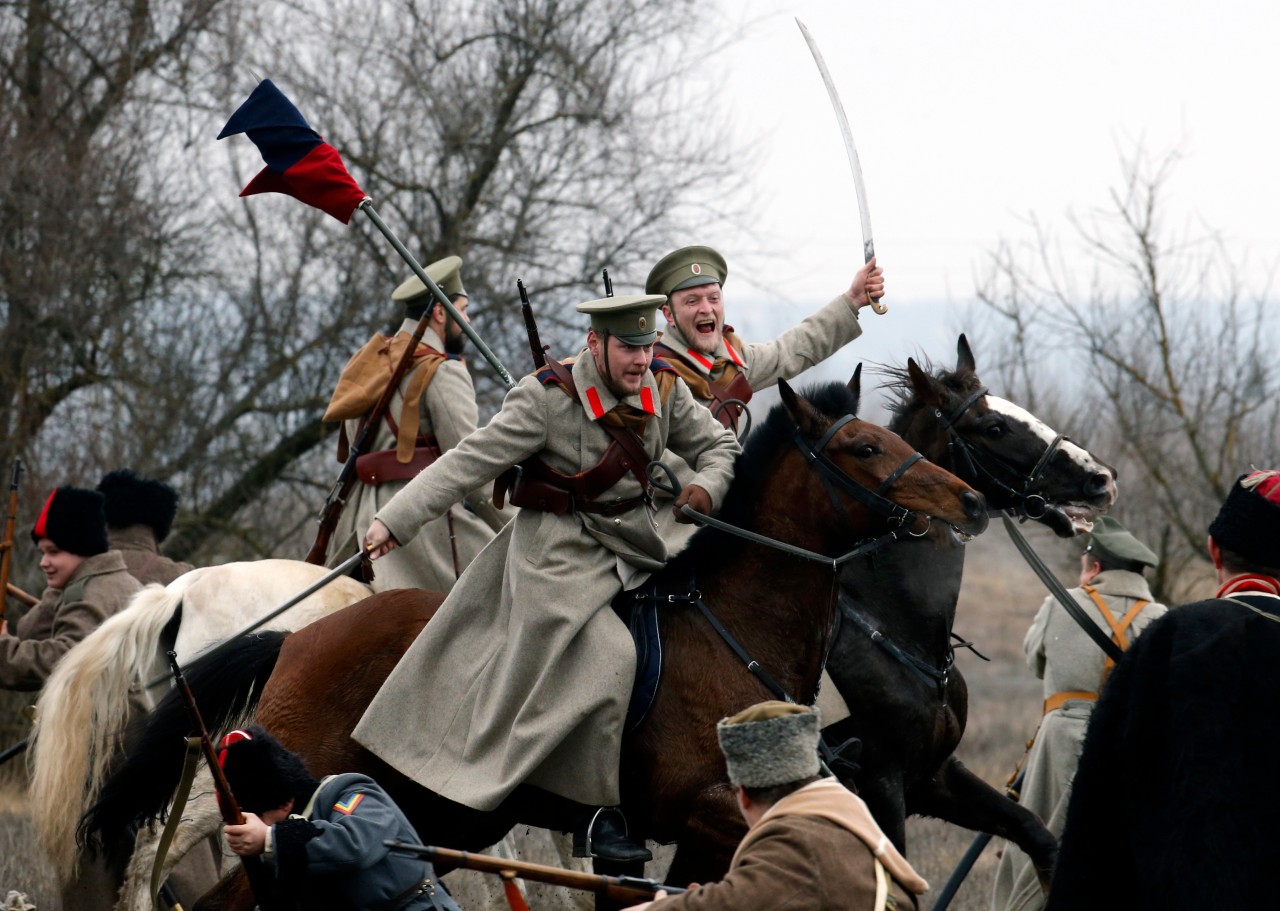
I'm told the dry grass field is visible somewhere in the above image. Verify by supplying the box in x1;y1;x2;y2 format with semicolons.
0;520;1200;909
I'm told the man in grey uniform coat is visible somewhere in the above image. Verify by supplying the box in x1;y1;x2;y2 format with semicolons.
356;293;740;861
991;517;1166;911
324;255;507;593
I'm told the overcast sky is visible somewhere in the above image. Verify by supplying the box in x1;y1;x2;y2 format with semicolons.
677;0;1279;387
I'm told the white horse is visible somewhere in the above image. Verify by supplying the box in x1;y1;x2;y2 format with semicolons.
28;559;372;879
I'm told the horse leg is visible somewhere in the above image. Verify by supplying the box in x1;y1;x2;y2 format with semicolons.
854;772;908;853
907;756;1057;889
660;788;744;888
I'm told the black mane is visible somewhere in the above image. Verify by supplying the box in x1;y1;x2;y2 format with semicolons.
882;358;983;436
665;381;858;577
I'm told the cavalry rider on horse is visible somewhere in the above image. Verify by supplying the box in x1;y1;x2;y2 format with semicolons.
358;293;740;863
645;245;885;547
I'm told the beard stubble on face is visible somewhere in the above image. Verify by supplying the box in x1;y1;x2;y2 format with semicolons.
444;321;467;355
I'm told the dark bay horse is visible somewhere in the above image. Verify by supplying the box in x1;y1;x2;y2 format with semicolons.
85;376;988;905
821;335;1117;886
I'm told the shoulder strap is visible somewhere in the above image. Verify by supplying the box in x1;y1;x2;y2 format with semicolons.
1082;585;1147;682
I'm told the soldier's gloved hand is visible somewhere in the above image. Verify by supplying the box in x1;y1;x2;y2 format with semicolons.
364;519;400;560
673;485;712;523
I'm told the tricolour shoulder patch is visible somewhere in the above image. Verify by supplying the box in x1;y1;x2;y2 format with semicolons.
333;792;365;815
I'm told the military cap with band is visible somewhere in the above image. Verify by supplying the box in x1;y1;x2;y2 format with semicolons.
716;700;822;789
646;245;728;297
577;294;665;346
392;255;466;305
1085;516;1158;568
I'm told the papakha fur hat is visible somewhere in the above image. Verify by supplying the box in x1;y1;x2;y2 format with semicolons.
29;487;109;557
1208;470;1280;570
97;469;181;542
716;701;821;788
218;726;319;815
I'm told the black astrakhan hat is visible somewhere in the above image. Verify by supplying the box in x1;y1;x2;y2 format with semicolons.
1208;470;1280;569
97;469;181;542
29;487;109;557
217;726;319;814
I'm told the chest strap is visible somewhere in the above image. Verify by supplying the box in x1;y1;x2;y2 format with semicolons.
1042;587;1149;714
654;339;754;432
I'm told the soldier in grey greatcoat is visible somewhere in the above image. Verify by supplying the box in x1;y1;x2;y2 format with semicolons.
356;293;740;862
97;469;194;585
991;517;1167;911
324;255;507;593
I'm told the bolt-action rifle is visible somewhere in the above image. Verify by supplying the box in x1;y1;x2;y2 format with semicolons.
1;459;22;607
168;651;278;910
305;307;438;566
518;279;548;370
385;842;685;904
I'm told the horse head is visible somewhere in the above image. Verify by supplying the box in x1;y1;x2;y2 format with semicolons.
893;334;1116;537
752;368;989;550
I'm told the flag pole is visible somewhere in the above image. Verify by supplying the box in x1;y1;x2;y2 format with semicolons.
357;199;516;391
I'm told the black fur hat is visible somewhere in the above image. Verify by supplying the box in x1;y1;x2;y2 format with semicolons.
29;487;109;557
96;469;180;542
1209;470;1280;570
218;726;319;815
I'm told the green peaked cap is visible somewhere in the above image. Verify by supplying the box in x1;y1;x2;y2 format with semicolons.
577;294;665;345
646;245;728;297
392;255;466;304
1086;516;1158;568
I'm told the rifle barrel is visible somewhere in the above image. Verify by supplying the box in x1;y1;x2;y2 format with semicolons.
385;842;683;903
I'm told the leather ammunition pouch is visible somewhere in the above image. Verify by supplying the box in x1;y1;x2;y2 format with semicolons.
494;440;648;516
356;437;441;486
710;370;754;431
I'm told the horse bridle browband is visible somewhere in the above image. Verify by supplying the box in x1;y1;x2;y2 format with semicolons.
933;385;1065;520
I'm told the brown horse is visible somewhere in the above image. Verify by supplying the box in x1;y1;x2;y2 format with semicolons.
85;376;988;904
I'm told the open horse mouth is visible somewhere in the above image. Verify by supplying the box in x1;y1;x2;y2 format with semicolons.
1042;502;1102;537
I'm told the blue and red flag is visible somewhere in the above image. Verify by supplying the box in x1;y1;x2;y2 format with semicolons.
218;79;366;224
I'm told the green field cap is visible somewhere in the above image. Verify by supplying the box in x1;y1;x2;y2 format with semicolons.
646;245;728;296
1086;516;1159;567
392;255;466;304
578;294;665;345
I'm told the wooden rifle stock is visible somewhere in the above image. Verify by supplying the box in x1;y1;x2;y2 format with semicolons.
305;309;437;565
385;842;684;904
167;651;278;910
1;459;21;606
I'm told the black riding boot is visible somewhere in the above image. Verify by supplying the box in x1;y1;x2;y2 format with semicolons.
572;807;652;864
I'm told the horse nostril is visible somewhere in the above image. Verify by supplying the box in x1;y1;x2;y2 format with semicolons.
961;489;985;519
1086;472;1111;495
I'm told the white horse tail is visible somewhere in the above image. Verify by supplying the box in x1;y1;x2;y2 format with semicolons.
29;569;209;879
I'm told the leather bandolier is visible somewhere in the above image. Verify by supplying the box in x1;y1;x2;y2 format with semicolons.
1041;585;1149;714
493;356;677;517
654;327;752;433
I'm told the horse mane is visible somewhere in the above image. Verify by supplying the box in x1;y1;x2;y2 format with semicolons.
667;381;859;576
881;357;982;437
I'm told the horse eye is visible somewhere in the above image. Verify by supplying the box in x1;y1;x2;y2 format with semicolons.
855;444;877;458
984;423;1006;439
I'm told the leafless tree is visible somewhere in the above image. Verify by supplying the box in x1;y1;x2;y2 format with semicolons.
971;147;1278;601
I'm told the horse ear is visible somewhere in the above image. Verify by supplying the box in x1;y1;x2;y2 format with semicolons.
907;358;945;408
846;364;862;416
779;379;825;436
956;334;977;374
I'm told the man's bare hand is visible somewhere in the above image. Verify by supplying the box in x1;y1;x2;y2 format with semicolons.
364;519;399;560
224;813;270;856
673;485;712;524
846;256;885;311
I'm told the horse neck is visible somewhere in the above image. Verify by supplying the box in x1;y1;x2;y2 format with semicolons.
890;404;954;472
839;531;964;653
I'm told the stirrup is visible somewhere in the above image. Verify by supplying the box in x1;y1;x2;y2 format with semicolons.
572;807;652;864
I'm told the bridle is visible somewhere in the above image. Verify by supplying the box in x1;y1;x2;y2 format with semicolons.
932;386;1065;520
792;413;926;533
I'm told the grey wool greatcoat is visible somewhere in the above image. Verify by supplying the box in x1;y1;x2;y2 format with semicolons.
990;570;1166;911
327;321;509;593
109;523;194;585
0;550;141;691
352;352;740;810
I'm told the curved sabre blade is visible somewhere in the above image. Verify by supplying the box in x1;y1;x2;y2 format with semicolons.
796;18;886;314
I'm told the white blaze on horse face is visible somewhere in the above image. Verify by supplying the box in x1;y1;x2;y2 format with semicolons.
984;396;1117;503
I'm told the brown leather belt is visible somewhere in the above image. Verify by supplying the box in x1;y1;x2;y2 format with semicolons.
1043;690;1097;714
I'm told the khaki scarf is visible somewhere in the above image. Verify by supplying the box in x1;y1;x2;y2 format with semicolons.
732;778;928;895
324;332;448;463
656;328;747;402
